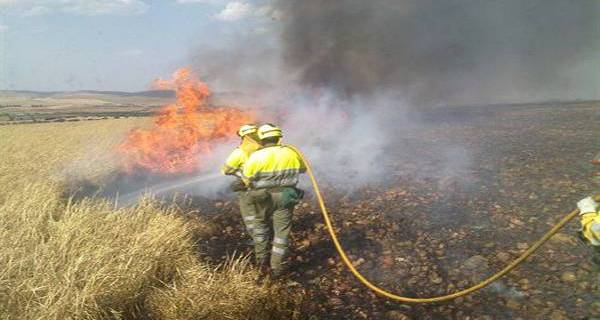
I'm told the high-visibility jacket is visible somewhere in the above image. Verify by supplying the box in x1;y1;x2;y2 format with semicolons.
581;211;600;246
221;137;260;176
243;144;306;189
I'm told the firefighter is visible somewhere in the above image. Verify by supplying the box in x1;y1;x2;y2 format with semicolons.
221;124;261;241
242;123;306;278
578;197;600;247
576;152;600;261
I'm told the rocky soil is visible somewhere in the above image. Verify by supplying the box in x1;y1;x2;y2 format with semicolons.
200;102;600;319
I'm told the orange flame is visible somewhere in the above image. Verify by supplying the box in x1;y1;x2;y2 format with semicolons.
118;68;254;174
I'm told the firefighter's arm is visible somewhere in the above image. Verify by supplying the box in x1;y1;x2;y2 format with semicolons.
221;149;243;175
221;165;237;175
578;197;600;245
286;145;307;173
580;211;600;245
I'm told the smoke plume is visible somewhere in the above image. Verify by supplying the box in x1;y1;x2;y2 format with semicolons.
142;0;600;198
277;0;600;106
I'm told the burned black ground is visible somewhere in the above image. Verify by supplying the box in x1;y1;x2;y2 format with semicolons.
197;101;599;319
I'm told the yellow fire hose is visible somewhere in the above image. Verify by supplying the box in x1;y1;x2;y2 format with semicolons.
287;145;599;303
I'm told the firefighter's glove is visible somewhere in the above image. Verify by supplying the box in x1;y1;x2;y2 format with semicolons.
229;178;247;192
578;197;598;215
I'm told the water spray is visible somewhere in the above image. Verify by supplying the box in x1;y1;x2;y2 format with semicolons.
116;173;221;207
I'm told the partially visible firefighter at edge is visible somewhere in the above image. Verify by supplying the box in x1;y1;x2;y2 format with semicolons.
576;152;600;264
221;124;261;242
242;124;306;279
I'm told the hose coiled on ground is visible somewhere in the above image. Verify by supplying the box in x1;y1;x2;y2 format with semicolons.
288;144;599;303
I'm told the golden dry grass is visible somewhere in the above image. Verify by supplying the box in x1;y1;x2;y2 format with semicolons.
0;119;299;320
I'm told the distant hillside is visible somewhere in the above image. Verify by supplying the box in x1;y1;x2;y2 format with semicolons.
0;89;175;98
0;90;176;110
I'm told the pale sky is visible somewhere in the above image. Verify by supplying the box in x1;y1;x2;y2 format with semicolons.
0;0;278;91
0;0;597;105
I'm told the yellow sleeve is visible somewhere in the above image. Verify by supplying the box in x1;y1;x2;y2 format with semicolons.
581;211;600;228
581;211;600;243
221;148;244;175
286;146;307;172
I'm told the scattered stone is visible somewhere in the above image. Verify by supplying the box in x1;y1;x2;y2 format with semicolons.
549;309;568;320
354;258;365;267
385;310;411;320
529;193;538;200
463;255;489;270
577;281;589;290
298;239;311;249
429;272;443;284
591;301;600;314
407;277;418;286
496;252;512;263
328;297;344;309
381;256;394;267
560;271;576;283
308;277;320;285
549;233;578;246
510;218;525;226
506;298;521;310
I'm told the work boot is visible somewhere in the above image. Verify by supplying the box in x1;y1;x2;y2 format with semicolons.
256;258;270;283
270;267;285;281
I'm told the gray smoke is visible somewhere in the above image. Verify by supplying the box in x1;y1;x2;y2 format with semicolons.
178;0;600;195
277;0;600;106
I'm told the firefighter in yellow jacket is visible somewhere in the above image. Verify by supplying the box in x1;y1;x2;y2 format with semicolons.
221;124;261;240
576;152;600;263
243;124;306;277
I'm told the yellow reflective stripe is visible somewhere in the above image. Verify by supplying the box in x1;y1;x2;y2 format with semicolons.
253;176;299;188
273;237;287;245
251;168;301;188
272;247;285;255
254;168;301;178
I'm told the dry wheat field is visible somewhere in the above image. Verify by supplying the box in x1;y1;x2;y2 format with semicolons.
0;119;300;320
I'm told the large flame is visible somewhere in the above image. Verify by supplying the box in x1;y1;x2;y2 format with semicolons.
118;68;254;174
